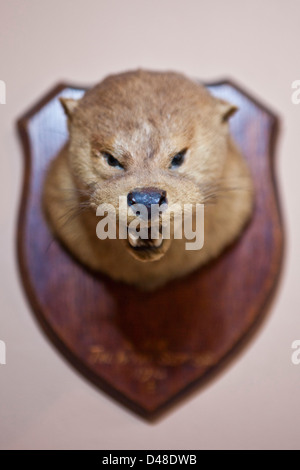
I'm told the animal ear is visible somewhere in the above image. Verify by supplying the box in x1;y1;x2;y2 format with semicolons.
217;98;238;122
59;98;79;120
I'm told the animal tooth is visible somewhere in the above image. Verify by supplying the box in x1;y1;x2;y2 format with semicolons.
128;232;138;247
153;238;163;248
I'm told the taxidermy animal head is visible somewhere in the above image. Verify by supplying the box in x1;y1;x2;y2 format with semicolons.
44;70;254;289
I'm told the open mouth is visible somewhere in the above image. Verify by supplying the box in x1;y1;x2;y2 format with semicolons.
127;225;164;252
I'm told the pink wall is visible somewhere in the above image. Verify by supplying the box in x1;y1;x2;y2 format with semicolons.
0;0;299;449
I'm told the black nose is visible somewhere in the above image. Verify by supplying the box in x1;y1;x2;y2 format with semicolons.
127;187;168;219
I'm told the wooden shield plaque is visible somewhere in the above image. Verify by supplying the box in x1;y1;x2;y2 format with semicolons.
16;81;284;419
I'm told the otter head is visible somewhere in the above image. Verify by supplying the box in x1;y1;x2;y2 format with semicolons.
60;70;237;262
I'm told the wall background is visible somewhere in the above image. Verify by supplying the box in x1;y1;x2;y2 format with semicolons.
0;0;299;450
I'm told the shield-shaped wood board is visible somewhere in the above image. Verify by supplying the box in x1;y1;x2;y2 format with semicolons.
16;81;284;419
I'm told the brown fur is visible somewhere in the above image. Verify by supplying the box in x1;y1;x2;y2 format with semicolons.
43;70;254;289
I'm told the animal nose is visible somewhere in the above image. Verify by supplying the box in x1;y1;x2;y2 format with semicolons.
127;187;168;219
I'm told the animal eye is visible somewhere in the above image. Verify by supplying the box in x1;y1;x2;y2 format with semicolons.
170;149;187;169
103;152;124;169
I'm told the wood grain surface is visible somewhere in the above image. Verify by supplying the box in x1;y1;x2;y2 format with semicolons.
16;81;284;419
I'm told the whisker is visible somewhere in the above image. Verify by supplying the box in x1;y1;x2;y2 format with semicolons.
58;203;90;229
198;178;252;204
